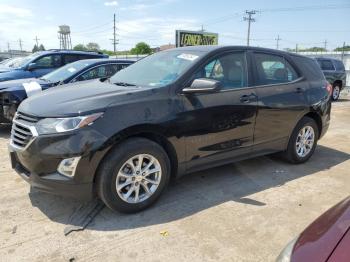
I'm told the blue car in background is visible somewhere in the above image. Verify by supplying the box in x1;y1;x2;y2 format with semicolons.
0;58;134;122
0;50;108;82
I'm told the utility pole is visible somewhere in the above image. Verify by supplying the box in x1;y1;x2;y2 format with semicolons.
275;35;281;50
244;10;256;46
323;39;328;51
201;24;204;32
110;13;118;54
341;41;346;61
34;36;40;47
18;39;23;51
295;43;298;53
7;42;12;57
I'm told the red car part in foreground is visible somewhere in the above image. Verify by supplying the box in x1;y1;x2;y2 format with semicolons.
277;197;350;262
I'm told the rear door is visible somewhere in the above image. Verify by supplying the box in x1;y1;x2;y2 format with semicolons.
251;52;308;153
181;51;258;172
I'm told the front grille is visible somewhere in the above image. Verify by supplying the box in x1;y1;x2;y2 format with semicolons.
11;112;40;149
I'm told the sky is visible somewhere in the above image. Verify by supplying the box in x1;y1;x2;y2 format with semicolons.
0;0;349;52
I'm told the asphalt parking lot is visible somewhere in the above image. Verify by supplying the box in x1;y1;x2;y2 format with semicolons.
1;92;350;262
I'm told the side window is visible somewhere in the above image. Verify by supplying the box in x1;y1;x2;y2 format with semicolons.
318;59;335;71
118;64;130;71
105;64;119;77
76;65;109;81
254;53;299;85
34;55;62;69
64;54;81;65
333;60;345;71
193;52;247;90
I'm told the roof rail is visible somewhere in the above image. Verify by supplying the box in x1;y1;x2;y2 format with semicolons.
47;49;103;54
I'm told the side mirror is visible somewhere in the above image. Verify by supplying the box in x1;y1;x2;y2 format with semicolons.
27;63;37;71
182;78;221;94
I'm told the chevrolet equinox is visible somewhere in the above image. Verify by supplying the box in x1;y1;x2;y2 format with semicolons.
9;46;331;213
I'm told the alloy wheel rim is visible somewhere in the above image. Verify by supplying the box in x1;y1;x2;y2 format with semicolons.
333;86;340;100
296;126;315;158
116;154;162;204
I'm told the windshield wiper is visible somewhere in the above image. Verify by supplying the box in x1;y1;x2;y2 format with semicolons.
114;82;136;87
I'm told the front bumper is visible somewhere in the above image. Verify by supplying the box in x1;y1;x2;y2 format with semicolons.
8;126;110;201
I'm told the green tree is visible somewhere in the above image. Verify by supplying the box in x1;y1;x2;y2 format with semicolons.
32;44;39;53
73;44;88;51
130;42;152;55
39;44;45;51
86;42;100;52
334;45;350;51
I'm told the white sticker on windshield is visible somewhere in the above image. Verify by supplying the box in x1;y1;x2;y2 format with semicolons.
68;67;77;73
177;53;199;61
22;81;42;97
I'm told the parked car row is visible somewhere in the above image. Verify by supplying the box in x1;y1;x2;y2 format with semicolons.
0;58;134;122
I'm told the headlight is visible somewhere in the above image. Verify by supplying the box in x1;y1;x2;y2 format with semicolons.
276;237;298;262
36;112;103;134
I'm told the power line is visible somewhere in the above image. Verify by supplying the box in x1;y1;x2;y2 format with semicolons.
243;10;257;46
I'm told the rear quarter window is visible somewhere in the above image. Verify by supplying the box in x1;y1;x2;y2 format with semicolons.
292;56;325;81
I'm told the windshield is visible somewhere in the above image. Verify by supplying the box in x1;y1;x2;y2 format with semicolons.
41;60;93;83
10;53;42;68
110;50;204;87
1;57;23;67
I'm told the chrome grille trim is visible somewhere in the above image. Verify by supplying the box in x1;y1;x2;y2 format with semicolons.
10;112;39;151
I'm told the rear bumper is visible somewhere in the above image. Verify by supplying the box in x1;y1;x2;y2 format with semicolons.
9;148;94;201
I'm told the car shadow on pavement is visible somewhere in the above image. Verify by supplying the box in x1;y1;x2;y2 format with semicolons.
28;144;350;232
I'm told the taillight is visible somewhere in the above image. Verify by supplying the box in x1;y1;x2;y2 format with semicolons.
326;82;332;95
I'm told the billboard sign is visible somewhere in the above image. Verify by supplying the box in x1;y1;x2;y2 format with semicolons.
176;30;218;47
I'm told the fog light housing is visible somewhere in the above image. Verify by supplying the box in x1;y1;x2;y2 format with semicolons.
57;157;81;177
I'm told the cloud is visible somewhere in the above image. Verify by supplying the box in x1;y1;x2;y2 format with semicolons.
0;4;32;18
104;1;118;6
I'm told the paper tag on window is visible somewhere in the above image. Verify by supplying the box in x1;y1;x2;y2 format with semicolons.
177;53;199;61
22;81;42;97
68;67;77;73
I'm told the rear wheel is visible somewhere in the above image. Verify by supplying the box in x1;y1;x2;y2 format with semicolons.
96;138;171;213
283;117;319;164
332;85;340;101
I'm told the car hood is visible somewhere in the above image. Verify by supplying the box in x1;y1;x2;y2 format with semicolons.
0;78;48;92
19;79;150;117
291;196;350;262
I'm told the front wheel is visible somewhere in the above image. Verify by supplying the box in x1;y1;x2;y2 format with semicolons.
283;117;319;164
332;85;340;101
96;138;171;213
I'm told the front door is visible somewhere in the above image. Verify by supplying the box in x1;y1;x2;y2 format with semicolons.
31;54;62;78
181;51;257;172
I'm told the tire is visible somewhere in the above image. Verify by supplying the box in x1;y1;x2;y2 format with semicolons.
96;137;171;213
332;85;340;101
283;117;319;164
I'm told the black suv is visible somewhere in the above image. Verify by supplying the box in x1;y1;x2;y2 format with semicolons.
9;46;331;213
316;57;347;101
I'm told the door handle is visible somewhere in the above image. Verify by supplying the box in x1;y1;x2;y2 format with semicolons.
240;93;256;103
240;95;250;103
296;87;305;93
